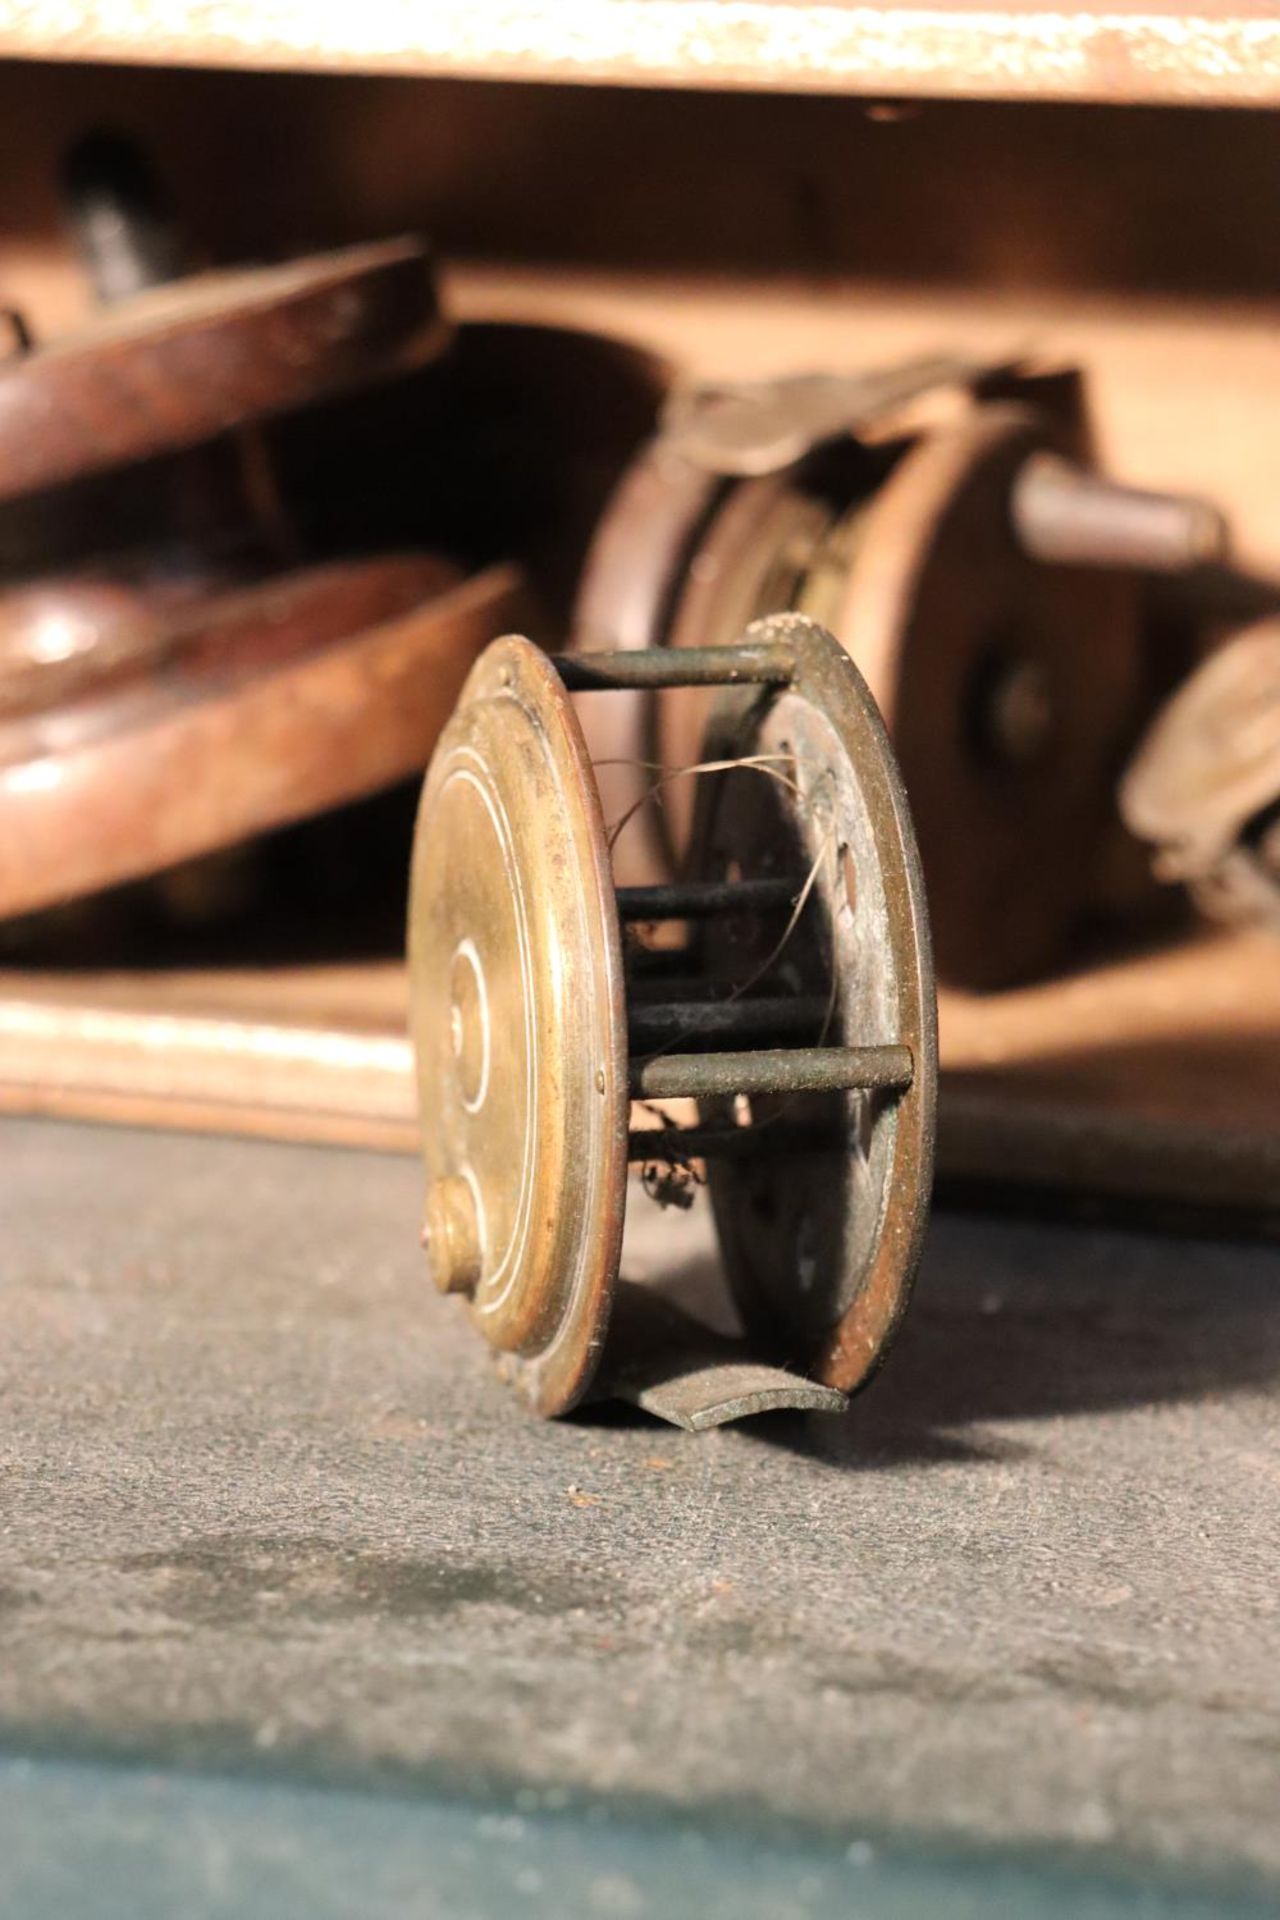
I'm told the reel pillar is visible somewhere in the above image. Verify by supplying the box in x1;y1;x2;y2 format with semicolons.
408;614;936;1429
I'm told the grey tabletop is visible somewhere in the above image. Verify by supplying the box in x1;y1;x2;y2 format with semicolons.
0;1116;1277;1916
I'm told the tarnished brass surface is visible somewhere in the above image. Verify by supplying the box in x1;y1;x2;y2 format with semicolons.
0;237;447;501
1121;618;1280;930
408;637;629;1417
409;615;935;1421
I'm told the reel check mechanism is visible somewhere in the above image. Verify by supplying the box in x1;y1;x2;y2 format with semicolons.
409;614;936;1428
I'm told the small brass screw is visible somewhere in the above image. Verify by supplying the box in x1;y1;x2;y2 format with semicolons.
421;1175;482;1296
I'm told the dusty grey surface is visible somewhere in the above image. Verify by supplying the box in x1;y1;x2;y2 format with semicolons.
0;1116;1278;1886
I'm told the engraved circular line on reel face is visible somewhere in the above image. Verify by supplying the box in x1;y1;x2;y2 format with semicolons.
455;764;533;1317
417;743;540;1325
450;936;492;1114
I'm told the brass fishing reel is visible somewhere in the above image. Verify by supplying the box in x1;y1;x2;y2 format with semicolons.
408;613;935;1428
574;356;1227;988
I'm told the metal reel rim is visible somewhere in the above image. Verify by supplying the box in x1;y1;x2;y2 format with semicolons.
697;612;937;1397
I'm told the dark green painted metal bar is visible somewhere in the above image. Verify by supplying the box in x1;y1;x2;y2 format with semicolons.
628;994;829;1052
555;644;794;691
617;877;799;921
629;1043;913;1101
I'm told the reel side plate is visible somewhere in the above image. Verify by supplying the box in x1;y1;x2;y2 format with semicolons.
409;637;629;1417
834;407;1141;987
693;614;937;1394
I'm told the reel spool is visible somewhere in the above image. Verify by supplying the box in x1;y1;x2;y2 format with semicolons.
573;358;1226;989
408;613;936;1428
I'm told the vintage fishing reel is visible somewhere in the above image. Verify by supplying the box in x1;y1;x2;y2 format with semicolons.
1121;616;1280;932
574;356;1227;988
0;132;520;932
0;130;448;503
408;613;935;1428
